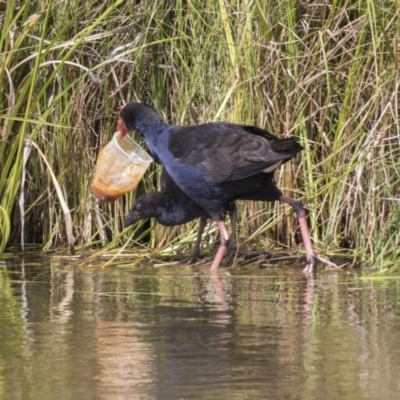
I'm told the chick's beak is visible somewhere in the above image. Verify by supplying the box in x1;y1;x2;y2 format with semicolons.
124;210;139;227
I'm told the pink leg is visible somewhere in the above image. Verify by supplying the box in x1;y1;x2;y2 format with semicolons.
280;195;337;273
210;220;230;273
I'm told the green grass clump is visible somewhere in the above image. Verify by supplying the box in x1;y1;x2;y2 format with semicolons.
0;0;399;271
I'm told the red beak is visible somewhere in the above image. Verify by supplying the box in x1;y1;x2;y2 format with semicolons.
116;104;129;137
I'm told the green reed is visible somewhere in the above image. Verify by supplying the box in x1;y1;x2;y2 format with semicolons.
0;0;399;270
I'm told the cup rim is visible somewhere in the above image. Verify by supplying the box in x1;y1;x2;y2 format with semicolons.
112;132;153;164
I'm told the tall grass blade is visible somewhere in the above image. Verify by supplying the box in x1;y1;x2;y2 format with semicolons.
0;0;398;272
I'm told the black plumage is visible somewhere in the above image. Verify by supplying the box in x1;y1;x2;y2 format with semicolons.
125;168;237;263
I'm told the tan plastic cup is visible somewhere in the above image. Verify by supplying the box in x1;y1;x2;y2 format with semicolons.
91;132;153;201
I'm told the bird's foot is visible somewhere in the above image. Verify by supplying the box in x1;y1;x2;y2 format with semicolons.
240;250;271;260
224;246;238;264
223;249;271;265
303;253;338;274
177;255;210;265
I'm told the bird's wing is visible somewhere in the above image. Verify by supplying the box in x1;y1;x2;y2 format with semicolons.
168;123;300;183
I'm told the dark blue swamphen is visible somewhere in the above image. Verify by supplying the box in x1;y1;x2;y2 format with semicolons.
118;102;336;273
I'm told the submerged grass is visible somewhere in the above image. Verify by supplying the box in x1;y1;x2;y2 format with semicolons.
0;0;399;270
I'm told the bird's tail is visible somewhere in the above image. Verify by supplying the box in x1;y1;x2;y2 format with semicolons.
271;137;303;155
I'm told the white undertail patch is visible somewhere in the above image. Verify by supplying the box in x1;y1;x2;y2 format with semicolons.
263;161;282;173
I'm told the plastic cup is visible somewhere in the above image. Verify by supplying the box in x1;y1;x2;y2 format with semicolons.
91;132;153;201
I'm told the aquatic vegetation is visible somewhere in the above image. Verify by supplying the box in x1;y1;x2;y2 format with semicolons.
0;0;398;270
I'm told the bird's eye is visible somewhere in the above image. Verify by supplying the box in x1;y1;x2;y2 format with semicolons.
135;203;142;210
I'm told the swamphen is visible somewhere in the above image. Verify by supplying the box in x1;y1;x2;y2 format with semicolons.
125;167;237;263
118;102;335;273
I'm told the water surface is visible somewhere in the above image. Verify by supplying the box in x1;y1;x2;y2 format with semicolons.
0;255;399;400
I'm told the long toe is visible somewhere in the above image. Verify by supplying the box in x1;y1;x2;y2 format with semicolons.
178;256;198;265
315;255;338;269
224;246;238;264
303;259;315;274
178;255;210;265
303;254;338;273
